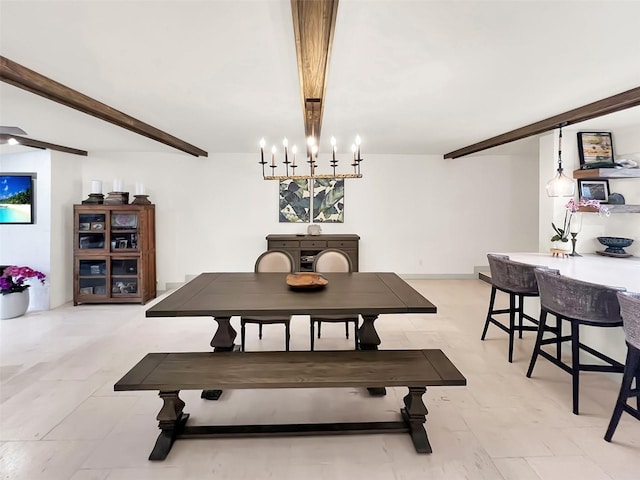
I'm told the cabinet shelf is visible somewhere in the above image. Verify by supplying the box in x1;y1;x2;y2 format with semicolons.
572;168;640;179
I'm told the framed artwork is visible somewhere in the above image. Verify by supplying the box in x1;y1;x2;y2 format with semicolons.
0;174;35;224
313;178;344;223
578;179;609;203
577;132;614;166
279;179;310;223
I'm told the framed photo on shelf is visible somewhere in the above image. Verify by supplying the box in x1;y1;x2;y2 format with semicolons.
79;222;90;231
118;240;128;249
578;179;610;202
577;132;614;166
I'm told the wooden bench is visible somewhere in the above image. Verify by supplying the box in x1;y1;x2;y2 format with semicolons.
114;349;466;460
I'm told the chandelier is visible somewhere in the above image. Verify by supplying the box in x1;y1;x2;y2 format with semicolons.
259;135;363;180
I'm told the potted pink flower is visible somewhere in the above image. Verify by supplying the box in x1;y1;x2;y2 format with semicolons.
0;265;46;319
551;198;610;243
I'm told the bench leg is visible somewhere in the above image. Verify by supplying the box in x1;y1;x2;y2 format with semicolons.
401;386;432;454
150;390;189;461
202;316;237;400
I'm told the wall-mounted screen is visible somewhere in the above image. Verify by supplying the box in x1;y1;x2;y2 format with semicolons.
0;174;35;224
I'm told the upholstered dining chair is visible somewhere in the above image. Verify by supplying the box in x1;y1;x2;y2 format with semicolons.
310;248;359;351
481;254;542;362
527;267;626;415
604;291;640;441
240;250;295;352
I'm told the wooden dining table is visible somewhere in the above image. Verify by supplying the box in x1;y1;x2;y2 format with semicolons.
146;272;438;398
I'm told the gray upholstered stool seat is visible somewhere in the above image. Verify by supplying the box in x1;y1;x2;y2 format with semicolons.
527;267;626;415
241;250;295;352
605;291;640;441
481;254;542;362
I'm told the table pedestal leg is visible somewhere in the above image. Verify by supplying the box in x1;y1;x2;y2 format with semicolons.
202;316;236;400
358;314;386;396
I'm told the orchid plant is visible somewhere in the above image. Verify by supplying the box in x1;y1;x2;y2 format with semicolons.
0;265;46;295
551;198;610;243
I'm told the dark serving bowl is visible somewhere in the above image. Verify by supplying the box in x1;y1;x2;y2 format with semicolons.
597;236;634;254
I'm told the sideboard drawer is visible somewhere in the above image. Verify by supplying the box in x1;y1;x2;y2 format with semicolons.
301;240;327;248
268;240;299;248
328;240;358;249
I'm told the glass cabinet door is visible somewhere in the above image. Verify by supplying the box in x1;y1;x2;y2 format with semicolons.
111;258;138;296
78;213;106;250
77;259;107;297
110;212;139;252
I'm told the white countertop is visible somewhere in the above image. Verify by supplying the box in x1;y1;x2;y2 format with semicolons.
496;253;640;292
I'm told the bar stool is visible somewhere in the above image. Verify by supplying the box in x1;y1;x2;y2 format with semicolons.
481;254;541;362
604;291;640;441
527;268;625;415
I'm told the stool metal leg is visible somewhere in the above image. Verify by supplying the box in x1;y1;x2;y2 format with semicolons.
571;321;580;415
605;345;639;441
527;310;548;377
508;293;516;363
481;286;497;340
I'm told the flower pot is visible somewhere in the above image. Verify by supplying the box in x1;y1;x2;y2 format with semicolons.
0;289;30;320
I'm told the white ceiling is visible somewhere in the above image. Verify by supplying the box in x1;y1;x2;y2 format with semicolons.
1;0;640;158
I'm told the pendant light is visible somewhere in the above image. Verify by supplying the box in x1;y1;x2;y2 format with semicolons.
546;123;575;197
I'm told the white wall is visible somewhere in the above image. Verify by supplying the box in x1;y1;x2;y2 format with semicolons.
79;149;539;290
49;151;83;307
0;150;52;310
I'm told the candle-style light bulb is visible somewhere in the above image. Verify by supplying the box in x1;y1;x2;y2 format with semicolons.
292;145;297;166
355;135;361;159
271;145;276;166
283;137;289;165
307;136;316;148
330;136;337;162
259;138;265;163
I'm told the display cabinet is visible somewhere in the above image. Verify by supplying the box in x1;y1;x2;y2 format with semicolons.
266;234;360;272
74;204;156;305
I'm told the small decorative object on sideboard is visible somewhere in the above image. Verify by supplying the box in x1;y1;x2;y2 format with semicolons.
596;237;634;257
307;224;322;235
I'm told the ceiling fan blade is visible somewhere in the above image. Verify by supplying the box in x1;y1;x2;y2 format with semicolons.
0;126;27;135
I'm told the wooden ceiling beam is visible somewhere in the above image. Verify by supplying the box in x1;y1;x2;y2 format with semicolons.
0;56;208;157
444;86;640;159
0;133;87;156
291;0;339;145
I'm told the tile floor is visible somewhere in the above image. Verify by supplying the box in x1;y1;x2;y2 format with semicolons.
0;279;638;479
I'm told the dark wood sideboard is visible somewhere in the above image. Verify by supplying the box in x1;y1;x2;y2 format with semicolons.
266;234;360;272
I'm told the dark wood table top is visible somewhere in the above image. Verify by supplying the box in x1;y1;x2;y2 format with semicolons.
146;272;437;318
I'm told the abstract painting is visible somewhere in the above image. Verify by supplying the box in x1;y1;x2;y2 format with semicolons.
279;179;310;222
313;178;344;223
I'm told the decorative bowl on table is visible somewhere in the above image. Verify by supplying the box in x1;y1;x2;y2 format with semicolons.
597;236;634;255
286;272;328;290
